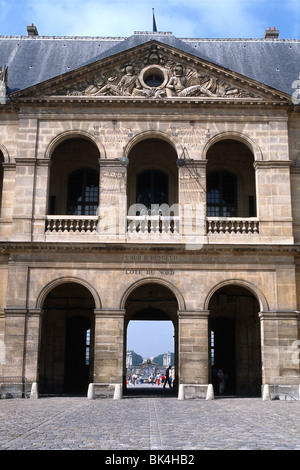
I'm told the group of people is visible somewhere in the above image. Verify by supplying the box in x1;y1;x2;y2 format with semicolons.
129;365;173;388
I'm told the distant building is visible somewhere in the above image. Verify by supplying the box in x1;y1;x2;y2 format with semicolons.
163;351;172;367
0;25;299;398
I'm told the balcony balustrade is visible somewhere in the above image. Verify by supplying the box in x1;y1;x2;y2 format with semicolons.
45;216;98;233
44;215;260;241
207;217;259;235
126;215;180;236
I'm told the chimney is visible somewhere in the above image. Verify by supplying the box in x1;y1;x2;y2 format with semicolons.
264;27;279;39
27;24;39;37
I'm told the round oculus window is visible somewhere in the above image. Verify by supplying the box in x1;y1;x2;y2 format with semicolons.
139;65;169;89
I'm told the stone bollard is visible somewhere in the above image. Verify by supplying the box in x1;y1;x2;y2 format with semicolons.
87;383;95;399
206;384;214;400
262;384;270;400
178;384;185;400
113;384;122;400
30;382;39;399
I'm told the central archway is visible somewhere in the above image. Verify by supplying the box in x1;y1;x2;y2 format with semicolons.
123;281;179;395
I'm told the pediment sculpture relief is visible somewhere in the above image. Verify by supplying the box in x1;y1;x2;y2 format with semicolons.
53;46;258;99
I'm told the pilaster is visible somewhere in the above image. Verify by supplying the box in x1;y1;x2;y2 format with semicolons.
259;310;300;384
98;160;127;242
93;309;125;384
178;309;210;384
178;160;207;247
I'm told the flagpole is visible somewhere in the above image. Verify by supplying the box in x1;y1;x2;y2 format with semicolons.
152;8;157;32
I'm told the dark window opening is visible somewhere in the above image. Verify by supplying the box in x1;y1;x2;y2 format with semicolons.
248;195;256;217
144;74;164;87
207;171;237;217
67;168;99;215
136;169;168;212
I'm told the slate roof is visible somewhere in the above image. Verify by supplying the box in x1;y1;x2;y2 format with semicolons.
0;30;299;96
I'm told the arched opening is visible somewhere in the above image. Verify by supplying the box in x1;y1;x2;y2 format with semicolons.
39;282;95;395
127;138;178;211
208;284;262;397
124;282;179;395
127;138;178;235
207;139;256;218
48;137;100;215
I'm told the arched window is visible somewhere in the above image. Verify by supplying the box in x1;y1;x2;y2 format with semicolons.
136;169;168;211
67;168;99;215
207;171;237;217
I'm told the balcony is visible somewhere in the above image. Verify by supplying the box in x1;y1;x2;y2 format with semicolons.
44;214;262;245
126;214;180;242
45;215;99;239
207;217;259;235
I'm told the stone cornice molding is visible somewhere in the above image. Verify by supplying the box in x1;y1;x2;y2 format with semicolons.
0;241;299;254
178;309;210;319
14;158;37;166
4;308;27;317
2;162;16;170
259;311;299;320
94;308;126;318
254;160;292;169
99;159;126;168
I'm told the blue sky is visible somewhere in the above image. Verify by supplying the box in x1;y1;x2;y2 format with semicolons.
127;320;175;359
0;0;299;39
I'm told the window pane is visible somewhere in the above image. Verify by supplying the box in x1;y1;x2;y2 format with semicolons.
137;170;168;210
207;171;237;217
145;74;163;87
67;169;99;215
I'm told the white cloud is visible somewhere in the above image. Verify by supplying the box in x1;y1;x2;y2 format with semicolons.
24;0;264;38
0;0;299;38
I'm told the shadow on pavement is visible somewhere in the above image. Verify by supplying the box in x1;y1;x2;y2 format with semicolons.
124;384;177;398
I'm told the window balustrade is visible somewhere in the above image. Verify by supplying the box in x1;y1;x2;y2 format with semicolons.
45;215;98;233
45;215;260;238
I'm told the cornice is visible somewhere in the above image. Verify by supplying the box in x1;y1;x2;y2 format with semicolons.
0;241;299;255
14;96;291;109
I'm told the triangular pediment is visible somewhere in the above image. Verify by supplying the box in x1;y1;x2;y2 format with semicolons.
10;40;291;104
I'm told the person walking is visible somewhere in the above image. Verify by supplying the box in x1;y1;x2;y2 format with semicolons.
163;365;172;388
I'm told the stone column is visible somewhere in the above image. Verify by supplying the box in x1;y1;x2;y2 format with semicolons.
11;158;36;241
93;309;125;384
32;159;51;241
98;160;127;242
178;160;206;248
0;162;15;238
259;311;300;385
11;118;39;241
254;160;294;243
3;308;27;376
178;309;209;384
24;309;42;383
0;309;5;376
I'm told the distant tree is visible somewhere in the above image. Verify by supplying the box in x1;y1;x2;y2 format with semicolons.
153;354;164;366
153;353;175;366
129;350;143;366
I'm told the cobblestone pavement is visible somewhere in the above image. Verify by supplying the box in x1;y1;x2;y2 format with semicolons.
0;387;299;452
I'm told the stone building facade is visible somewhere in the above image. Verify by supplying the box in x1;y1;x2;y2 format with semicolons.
0;25;299;397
